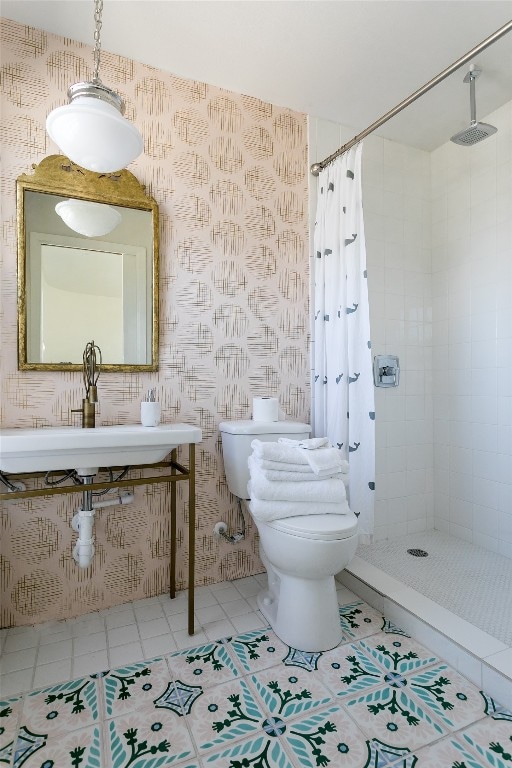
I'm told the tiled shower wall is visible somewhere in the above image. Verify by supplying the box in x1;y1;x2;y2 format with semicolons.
309;119;434;541
311;99;512;561
431;99;512;560
0;19;310;627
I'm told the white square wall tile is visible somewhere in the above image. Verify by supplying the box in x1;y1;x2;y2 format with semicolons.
222;598;254;618
313;118;348;159
203;619;237;642
1;647;38;674
230;611;267;633
386;471;406;499
406;469;426;495
386;420;407;446
133;602;165;621
73;650;109;678
191;590;219;608
195;604;227;625
472;339;497;369
473;449;503;482
38;628;73;645
74;632;108;656
498;511;512;544
33;659;72;689
472;505;499;539
107;624;140;648
160;594;188;616
173;629;208;650
164;611;189;633
472;477;502;510
407;518;427;535
498;367;512;398
138;617;172;640
471;368;498;397
233;576;261;598
211;585;243;603
108;642;144;667
142;634;177;659
388;497;408;525
36;640;72;665
497;425;512;457
68;616;106;637
105;608;136;629
3;630;39;652
130;596;162;609
471;423;498;453
0;668;34;697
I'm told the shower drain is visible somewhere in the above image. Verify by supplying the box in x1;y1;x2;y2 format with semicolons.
407;548;429;557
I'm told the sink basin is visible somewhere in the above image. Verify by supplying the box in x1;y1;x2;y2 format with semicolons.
0;423;202;474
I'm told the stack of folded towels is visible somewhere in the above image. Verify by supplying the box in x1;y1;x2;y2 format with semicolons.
248;437;351;522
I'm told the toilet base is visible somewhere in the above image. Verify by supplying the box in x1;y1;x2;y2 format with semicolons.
257;570;343;652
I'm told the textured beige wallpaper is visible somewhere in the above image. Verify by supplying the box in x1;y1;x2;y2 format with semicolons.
0;18;310;627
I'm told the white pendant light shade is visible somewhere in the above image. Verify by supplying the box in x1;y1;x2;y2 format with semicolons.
47;95;143;174
45;1;144;173
55;199;122;237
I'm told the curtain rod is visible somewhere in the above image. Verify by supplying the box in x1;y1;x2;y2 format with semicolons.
310;19;512;176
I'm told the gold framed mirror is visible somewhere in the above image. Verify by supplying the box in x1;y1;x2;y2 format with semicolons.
17;155;159;372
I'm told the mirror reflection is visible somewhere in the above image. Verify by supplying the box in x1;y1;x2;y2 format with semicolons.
17;156;159;371
54;199;122;237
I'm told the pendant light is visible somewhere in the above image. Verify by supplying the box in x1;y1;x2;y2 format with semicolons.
46;0;143;173
55;199;122;237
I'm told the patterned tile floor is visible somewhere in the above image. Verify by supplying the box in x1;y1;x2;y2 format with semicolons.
1;577;511;767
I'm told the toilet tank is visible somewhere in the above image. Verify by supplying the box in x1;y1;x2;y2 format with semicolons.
219;420;311;499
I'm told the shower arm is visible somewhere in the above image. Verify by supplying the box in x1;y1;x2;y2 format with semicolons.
467;68;480;125
310;19;512;175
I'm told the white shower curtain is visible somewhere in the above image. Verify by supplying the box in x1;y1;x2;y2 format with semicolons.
313;143;375;540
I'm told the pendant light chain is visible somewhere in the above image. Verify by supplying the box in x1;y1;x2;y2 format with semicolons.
92;0;103;84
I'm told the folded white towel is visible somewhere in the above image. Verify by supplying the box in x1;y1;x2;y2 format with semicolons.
250;439;310;465
249;497;351;522
278;437;330;450
262;468;348;484
249;454;343;483
248;475;346;504
305;448;349;476
257;458;317;473
255;457;348;480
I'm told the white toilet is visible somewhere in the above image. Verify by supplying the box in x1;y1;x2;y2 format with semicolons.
219;419;358;652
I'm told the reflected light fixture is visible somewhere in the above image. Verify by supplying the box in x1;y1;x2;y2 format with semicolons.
46;0;143;173
55;199;122;237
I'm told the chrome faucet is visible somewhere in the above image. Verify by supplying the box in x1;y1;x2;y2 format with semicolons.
72;340;102;428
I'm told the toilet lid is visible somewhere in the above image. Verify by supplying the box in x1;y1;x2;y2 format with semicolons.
219;420;311;435
266;511;358;540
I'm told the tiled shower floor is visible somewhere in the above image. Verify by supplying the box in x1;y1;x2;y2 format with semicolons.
357;531;512;646
1;576;511;767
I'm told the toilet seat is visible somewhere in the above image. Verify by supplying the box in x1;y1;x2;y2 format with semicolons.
265;511;358;541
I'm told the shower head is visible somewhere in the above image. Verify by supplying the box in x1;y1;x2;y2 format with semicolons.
451;122;497;145
450;67;497;146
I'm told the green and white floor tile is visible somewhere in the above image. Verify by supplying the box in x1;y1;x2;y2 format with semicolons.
1;591;511;768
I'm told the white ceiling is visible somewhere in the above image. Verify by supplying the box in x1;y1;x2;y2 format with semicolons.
2;1;512;151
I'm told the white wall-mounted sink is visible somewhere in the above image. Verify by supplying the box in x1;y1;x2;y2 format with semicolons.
0;423;202;474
